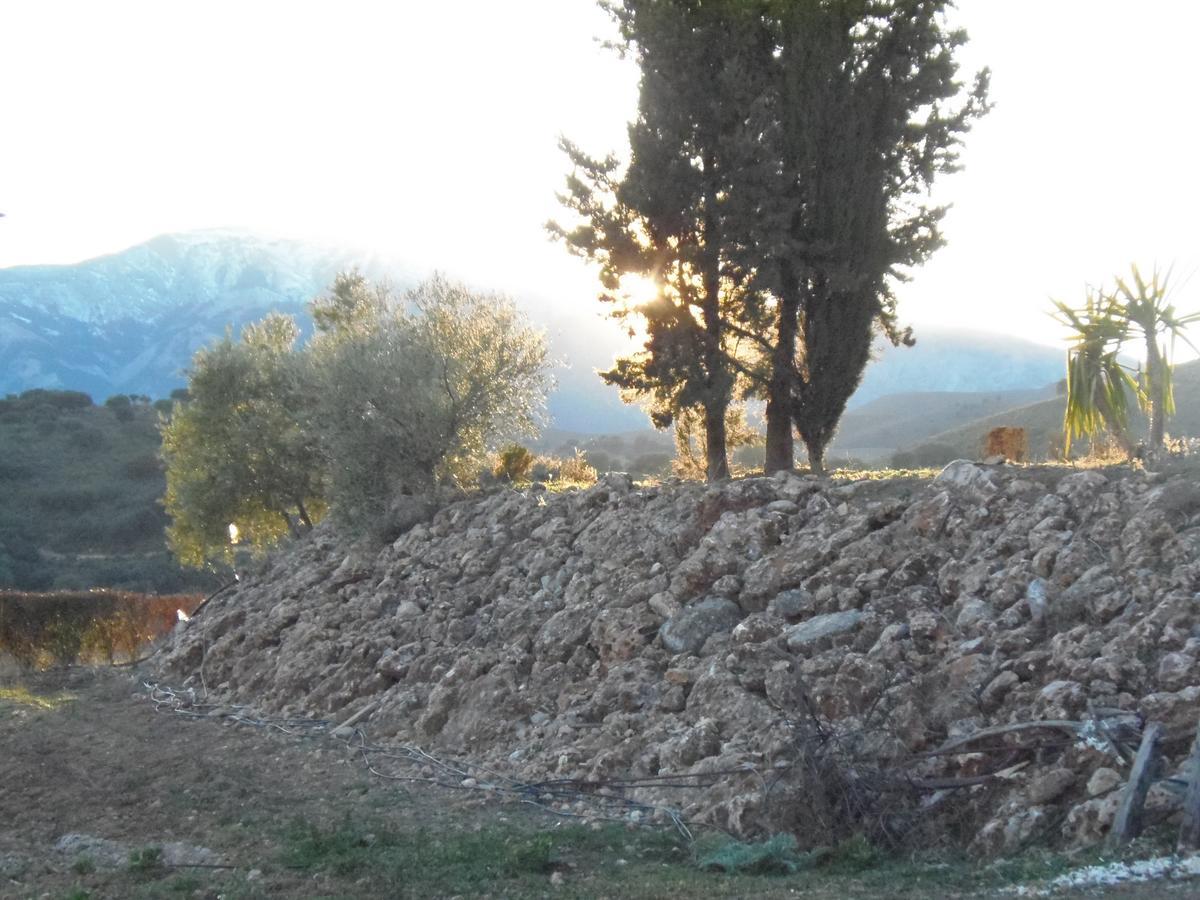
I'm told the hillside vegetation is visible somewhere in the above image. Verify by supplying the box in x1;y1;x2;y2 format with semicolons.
892;358;1200;466
0;390;216;593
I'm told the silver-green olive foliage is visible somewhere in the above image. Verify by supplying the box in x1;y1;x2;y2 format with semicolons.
161;274;550;566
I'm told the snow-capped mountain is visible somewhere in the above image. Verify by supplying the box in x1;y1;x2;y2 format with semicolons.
0;230;648;431
0;230;1067;434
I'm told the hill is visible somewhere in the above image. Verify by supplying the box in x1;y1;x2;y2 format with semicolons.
827;385;1057;463
892;358;1200;465
849;326;1063;408
0;390;215;593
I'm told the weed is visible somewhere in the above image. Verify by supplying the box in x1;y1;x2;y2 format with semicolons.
127;845;164;874
70;856;96;876
0;685;76;710
166;873;204;893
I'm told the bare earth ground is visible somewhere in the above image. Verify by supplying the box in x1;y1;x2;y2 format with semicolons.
1;667;1197;900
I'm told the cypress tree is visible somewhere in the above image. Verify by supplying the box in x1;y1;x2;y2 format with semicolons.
755;0;990;473
550;0;768;481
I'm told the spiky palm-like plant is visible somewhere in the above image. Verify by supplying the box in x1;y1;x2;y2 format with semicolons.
1051;289;1139;457
1108;265;1200;450
1053;265;1199;458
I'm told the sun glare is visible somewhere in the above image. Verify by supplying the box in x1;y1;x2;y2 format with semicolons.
619;273;659;307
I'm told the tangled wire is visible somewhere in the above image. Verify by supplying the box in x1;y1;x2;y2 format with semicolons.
142;680;712;840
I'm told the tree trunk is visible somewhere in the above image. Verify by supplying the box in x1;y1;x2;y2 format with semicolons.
765;266;799;474
704;403;730;481
803;433;826;476
280;511;301;539
296;499;314;532
699;166;731;482
1145;334;1166;450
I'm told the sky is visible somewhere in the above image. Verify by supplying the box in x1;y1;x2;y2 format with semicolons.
1;0;1198;351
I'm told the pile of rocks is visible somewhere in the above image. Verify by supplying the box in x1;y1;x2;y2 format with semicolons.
157;461;1200;853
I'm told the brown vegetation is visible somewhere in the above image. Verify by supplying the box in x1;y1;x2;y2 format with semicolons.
983;426;1028;462
0;590;203;669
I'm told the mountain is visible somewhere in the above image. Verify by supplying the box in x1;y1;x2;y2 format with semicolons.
0;230;1068;434
0;230;649;433
0;230;359;400
848;327;1064;409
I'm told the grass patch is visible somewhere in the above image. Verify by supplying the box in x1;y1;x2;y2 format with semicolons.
127;846;164;875
0;684;76;710
281;816;561;886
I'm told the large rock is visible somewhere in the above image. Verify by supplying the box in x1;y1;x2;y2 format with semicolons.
659;596;742;655
784;610;865;651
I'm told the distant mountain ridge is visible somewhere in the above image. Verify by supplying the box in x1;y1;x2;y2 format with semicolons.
850;327;1063;408
1;230;1068;433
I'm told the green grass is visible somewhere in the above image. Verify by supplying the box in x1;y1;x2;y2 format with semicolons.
267;815;1191;899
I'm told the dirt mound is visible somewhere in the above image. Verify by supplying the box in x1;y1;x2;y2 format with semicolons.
157;464;1200;854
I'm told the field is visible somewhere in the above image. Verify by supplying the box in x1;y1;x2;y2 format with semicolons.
0;668;1191;899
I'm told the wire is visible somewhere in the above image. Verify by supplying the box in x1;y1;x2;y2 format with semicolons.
140;680;707;840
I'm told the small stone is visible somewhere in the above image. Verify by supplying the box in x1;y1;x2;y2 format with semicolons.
1086;768;1122;797
461;777;478;788
659;597;742;654
550;871;564;886
768;588;815;620
246;868;263;881
1157;652;1196;691
980;671;1019;712
1026;768;1075;804
395;600;423;621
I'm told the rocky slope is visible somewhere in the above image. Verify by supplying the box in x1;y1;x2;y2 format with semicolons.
158;462;1200;854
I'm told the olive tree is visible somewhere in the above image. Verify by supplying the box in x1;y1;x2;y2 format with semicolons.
161;314;324;567
162;273;550;564
308;274;551;536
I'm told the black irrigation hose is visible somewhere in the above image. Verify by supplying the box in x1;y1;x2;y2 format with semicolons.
141;680;704;840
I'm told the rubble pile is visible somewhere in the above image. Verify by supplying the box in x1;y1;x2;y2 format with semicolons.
158;461;1200;853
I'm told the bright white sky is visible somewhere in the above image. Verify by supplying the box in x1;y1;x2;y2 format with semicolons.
1;0;1198;350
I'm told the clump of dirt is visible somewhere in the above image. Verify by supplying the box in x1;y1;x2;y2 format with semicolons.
156;462;1200;855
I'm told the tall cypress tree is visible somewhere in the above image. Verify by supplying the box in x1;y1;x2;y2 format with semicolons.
550;0;767;481
754;0;989;473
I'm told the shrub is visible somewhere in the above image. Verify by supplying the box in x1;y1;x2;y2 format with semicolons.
557;449;598;485
492;444;535;483
123;453;164;480
0;590;203;668
105;394;134;422
36;489;104;514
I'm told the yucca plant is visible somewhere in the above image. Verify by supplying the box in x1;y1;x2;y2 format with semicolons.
1108;265;1200;450
1052;287;1139;457
1053;264;1199;457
